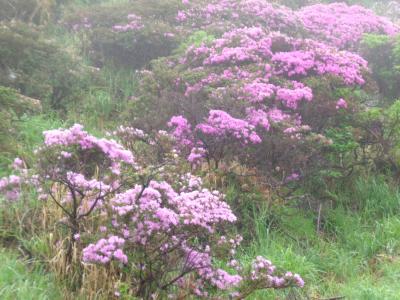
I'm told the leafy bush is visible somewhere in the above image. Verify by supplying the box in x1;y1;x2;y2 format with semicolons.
1;124;304;298
0;22;88;110
0;0;54;24
0;86;42;172
355;100;400;176
130;26;370;190
360;33;400;101
63;0;183;68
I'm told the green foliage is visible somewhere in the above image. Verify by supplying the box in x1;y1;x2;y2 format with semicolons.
1;1;400;298
0;86;47;173
0;249;62;300
0;110;63;176
234;175;400;299
0;0;58;25
354;100;400;175
361;33;390;49
325;127;358;154
360;33;400;102
175;30;215;54
67;64;139;129
63;0;183;68
0;22;88;110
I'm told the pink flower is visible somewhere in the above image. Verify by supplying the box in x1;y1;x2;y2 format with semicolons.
336;98;348;109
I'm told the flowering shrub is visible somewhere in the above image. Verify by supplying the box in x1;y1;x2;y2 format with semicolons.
176;1;398;48
0;123;304;298
82;172;303;298
176;0;304;35
133;25;370;184
298;3;398;49
34;124;137;261
169;110;261;167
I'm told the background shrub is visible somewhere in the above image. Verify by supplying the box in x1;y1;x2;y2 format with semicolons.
0;22;88;110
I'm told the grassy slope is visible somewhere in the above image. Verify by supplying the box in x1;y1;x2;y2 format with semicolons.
1;1;400;299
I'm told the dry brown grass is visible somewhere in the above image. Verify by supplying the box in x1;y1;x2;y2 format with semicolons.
0;185;121;299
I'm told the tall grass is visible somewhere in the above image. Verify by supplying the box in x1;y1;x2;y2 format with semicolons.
232;176;400;299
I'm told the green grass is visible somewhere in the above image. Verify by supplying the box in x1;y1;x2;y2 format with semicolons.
231;177;400;299
0;114;64;177
0;249;62;300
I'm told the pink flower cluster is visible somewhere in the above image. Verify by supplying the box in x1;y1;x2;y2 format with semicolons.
336;98;348;110
299;3;399;49
168;110;262;165
0;158;31;202
110;180;236;240
184;27;367;95
249;256;304;288
71;17;92;31
271;40;368;85
176;0;303;34
83;176;243;294
183;246;242;296
196;110;261;145
0;174;21;201
83;235;128;264
44;124;135;165
12;123;304;297
81;164;302;297
162;25;370;167
66;172;111;194
168;116;194;148
176;1;398;49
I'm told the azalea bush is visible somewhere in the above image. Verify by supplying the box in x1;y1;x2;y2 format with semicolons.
297;2;398;49
4;1;400;298
0;124;304;298
132;25;370;188
123;1;400;192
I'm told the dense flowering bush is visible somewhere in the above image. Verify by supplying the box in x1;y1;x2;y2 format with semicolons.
1;124;304;298
82;170;303;298
298;3;398;49
125;2;399;188
176;0;304;35
32;124;137;260
133;24;370;184
176;1;398;48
